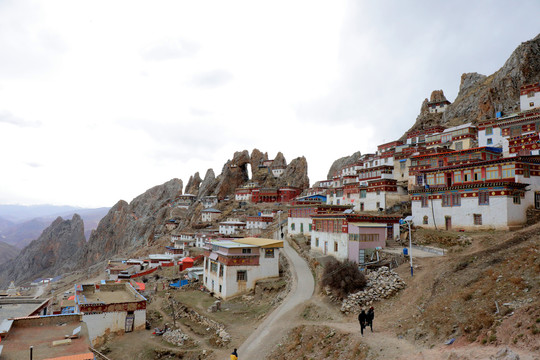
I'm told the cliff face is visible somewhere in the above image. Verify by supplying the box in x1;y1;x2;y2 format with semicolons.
78;178;183;267
0;214;86;287
405;33;540;135
327;151;362;179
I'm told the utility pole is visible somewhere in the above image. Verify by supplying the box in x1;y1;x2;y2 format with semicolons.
403;216;414;277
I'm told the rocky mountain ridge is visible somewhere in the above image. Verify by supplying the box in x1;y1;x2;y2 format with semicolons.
0;214;86;288
0;149;309;287
405;33;540;136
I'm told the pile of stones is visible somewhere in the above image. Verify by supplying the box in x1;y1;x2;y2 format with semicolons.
176;303;231;345
340;266;406;313
162;329;190;346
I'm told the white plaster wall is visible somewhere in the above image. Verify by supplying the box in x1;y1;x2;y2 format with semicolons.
205;248;280;299
83;309;146;345
412;197;515;230
520;92;540;111
478;128;505;153
310;231;348;261
288;217;312;236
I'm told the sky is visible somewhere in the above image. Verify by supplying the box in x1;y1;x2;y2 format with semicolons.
1;1;539;208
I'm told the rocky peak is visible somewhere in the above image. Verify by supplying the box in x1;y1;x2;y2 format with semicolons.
272;152;287;168
429;90;447;103
198;169;216;198
327;151;362;179
185;172;202;195
277;156;309;189
0;214;86;287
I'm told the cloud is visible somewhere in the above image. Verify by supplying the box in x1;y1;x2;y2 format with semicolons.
141;38;199;61
191;69;233;88
190;108;211;117
25;162;42;168
0;111;40;127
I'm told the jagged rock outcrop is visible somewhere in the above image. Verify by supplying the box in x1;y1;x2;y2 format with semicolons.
271;152;287;168
250;149;269;184
0;215;86;287
185;172;202;195
78;178;183;267
404;33;540;135
198;169;217;198
214;151;251;198
277;156;310;189
327;151;362;179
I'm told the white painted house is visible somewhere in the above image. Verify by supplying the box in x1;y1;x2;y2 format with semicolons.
202;208;222;222
219;220;246;235
410;155;540;230
75;283;146;346
203;238;283;299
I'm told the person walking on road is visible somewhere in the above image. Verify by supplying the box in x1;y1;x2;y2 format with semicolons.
230;348;239;360
367;306;374;332
358;308;367;336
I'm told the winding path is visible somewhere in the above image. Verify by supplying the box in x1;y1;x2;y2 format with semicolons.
238;239;315;359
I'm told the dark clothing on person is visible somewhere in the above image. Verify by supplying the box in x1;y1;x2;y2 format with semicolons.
231;349;238;360
367;308;374;332
358;310;367;335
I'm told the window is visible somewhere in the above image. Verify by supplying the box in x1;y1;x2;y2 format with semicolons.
530;102;535;107
219;285;222;293
510;126;522;137
442;193;460;207
535;192;540;209
454;141;463;150
473;214;482;225
436;173;445;185
376;189;381;195
315;238;319;247
376;202;381;210
485;127;493;135
400;162;406;171
463;170;471;182
452;193;461;206
291;223;295;231
210;262;218;273
358;234;379;242
478;191;489;205
423;216;428;225
334;242;338;252
486;166;499;180
421;195;428;208
454;171;462;183
501;164;515;178
513;192;521;205
524;165;530;178
426;174;435;186
219;265;223;277
309;224;312;232
242;248;252;254
486;138;493;145
237;270;247;281
360;203;364;211
265;249;275;258
474;168;482;181
360;190;367;198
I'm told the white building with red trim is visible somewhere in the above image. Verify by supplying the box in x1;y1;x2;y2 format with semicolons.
219;220;246;235
410;154;540;230
203;238;283;299
520;83;540;111
75;282;146;346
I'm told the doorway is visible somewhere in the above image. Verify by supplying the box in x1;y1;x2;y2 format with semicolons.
445;216;452;231
125;312;135;332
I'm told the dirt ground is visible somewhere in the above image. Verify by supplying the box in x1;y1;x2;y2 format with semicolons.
38;222;540;360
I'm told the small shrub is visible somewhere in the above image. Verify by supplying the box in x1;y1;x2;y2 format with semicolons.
321;258;367;299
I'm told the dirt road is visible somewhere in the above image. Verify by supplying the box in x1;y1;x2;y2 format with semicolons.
237;239;315;359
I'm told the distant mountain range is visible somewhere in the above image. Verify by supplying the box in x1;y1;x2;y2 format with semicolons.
0;205;110;249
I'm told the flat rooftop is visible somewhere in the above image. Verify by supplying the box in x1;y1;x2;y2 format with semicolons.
77;283;144;305
0;314;91;360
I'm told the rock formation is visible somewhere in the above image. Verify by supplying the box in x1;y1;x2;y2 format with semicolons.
0;214;86;287
404;33;540;135
78;178;183;267
326;151;362;179
198;169;217;198
185;172;202;195
277;156;310;189
0;241;20;263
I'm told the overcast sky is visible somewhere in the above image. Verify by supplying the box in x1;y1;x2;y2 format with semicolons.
1;1;539;208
